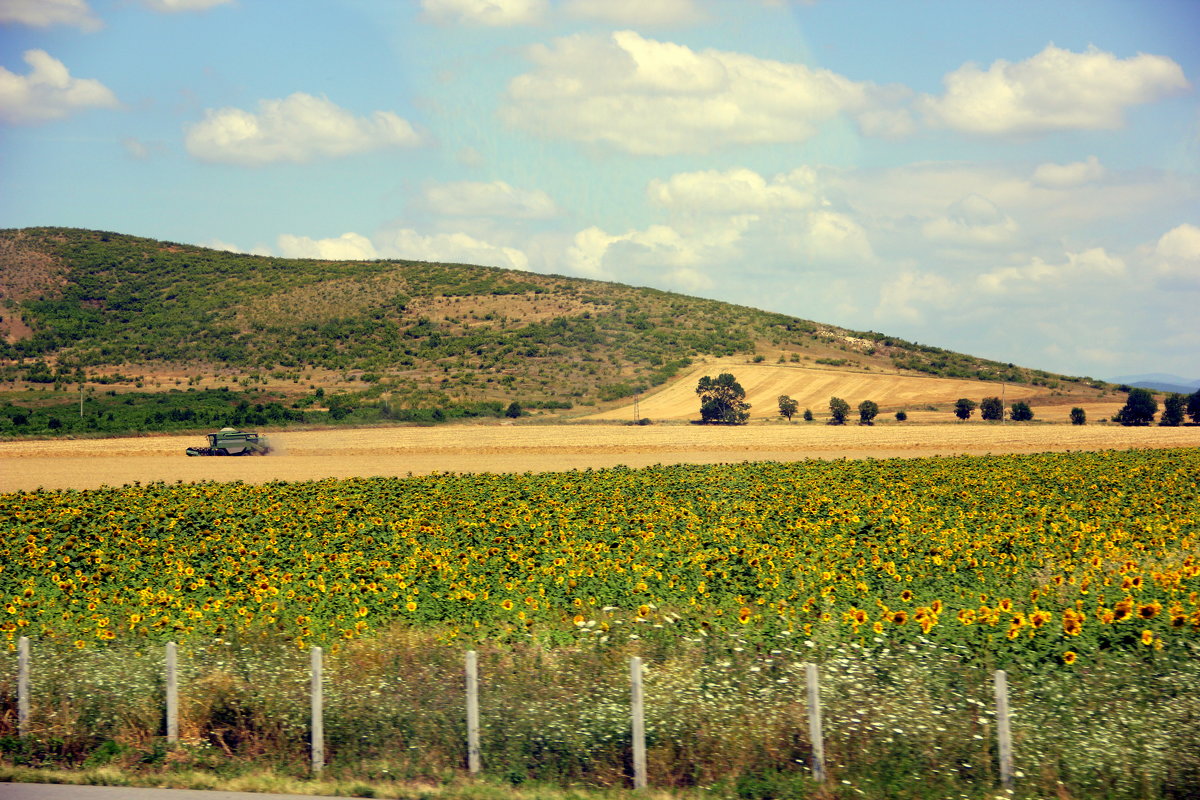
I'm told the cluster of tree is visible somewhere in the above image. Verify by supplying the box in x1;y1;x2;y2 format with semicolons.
1114;387;1200;426
954;397;1033;422
775;394;882;425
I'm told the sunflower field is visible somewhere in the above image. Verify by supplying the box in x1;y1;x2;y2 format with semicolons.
1;447;1199;797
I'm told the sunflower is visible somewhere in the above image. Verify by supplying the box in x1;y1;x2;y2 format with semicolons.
1062;651;1078;665
1141;629;1155;646
1138;601;1161;620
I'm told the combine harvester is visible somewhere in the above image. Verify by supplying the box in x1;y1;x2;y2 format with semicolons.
186;428;272;456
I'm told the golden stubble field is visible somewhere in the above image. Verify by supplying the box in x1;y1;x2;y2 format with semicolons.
1;421;1197;492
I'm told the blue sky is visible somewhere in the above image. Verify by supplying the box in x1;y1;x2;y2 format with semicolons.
1;0;1197;380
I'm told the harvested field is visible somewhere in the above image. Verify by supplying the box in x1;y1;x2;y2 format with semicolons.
1;421;1196;492
583;362;1106;421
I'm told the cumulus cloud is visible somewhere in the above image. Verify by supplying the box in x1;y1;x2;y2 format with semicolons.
562;0;704;26
0;0;101;30
1032;155;1106;188
502;30;883;155
0;49;119;124
919;44;1188;135
1152;223;1200;285
184;92;422;165
424;180;558;218
421;0;546;26
139;0;233;11
876;271;957;324
278;232;379;261
565;216;756;291
378;227;530;269
976;248;1125;295
648;167;817;213
921;194;1018;246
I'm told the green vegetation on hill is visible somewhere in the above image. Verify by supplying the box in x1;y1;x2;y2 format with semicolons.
0;227;1105;431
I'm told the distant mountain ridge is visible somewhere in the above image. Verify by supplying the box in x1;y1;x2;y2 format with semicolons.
1;227;1108;413
1110;374;1200;394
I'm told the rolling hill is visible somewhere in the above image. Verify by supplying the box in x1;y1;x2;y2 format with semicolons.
0;227;1122;432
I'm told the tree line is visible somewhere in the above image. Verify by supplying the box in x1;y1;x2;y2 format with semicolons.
697;373;1200;427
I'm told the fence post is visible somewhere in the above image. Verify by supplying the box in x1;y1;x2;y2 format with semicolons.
805;662;826;783
311;646;324;776
165;641;179;743
465;650;481;774
994;669;1014;790
630;656;647;789
17;636;30;737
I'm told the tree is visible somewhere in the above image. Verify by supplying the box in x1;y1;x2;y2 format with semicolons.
954;398;976;420
1070;407;1086;425
696;373;750;424
1160;393;1186;426
1116;388;1157;426
828;396;850;425
1009;401;1033;422
895;410;907;422
858;400;879;425
505;401;522;419
802;408;813;422
778;395;798;421
1188;389;1200;424
980;396;1003;421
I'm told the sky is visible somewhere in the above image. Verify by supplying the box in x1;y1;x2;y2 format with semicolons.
1;0;1198;381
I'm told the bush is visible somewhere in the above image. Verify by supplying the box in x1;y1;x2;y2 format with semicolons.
1070;407;1086;425
1009;401;1033;422
895;410;907;422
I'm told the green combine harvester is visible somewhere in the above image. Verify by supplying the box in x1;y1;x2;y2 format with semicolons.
185;428;273;456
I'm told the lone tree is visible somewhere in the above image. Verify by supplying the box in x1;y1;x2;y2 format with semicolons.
980;396;1004;421
895;410;908;422
778;395;799;421
1009;401;1033;422
803;408;814;422
1070;407;1086;425
1189;389;1200;424
1161;393;1186;426
954;398;976;420
696;373;751;424
828;396;850;425
1115;388;1157;426
858;400;879;425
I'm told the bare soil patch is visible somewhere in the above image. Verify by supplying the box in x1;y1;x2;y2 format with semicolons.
2;421;1196;492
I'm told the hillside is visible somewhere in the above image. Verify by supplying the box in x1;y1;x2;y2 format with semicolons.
0;227;1120;432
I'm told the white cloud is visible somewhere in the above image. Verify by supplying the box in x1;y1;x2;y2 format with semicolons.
277;233;379;261
876;270;956;324
921;194;1018;245
184;92;422;165
421;0;546;26
1032;155;1106;188
1152;223;1200;285
801;210;875;264
919;44;1188;135
976;247;1125;295
0;49;119;124
378;228;530;270
562;0;703;26
424;180;558;218
502;30;878;155
565;216;754;290
0;0;101;30
648;167;817;213
139;0;233;11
